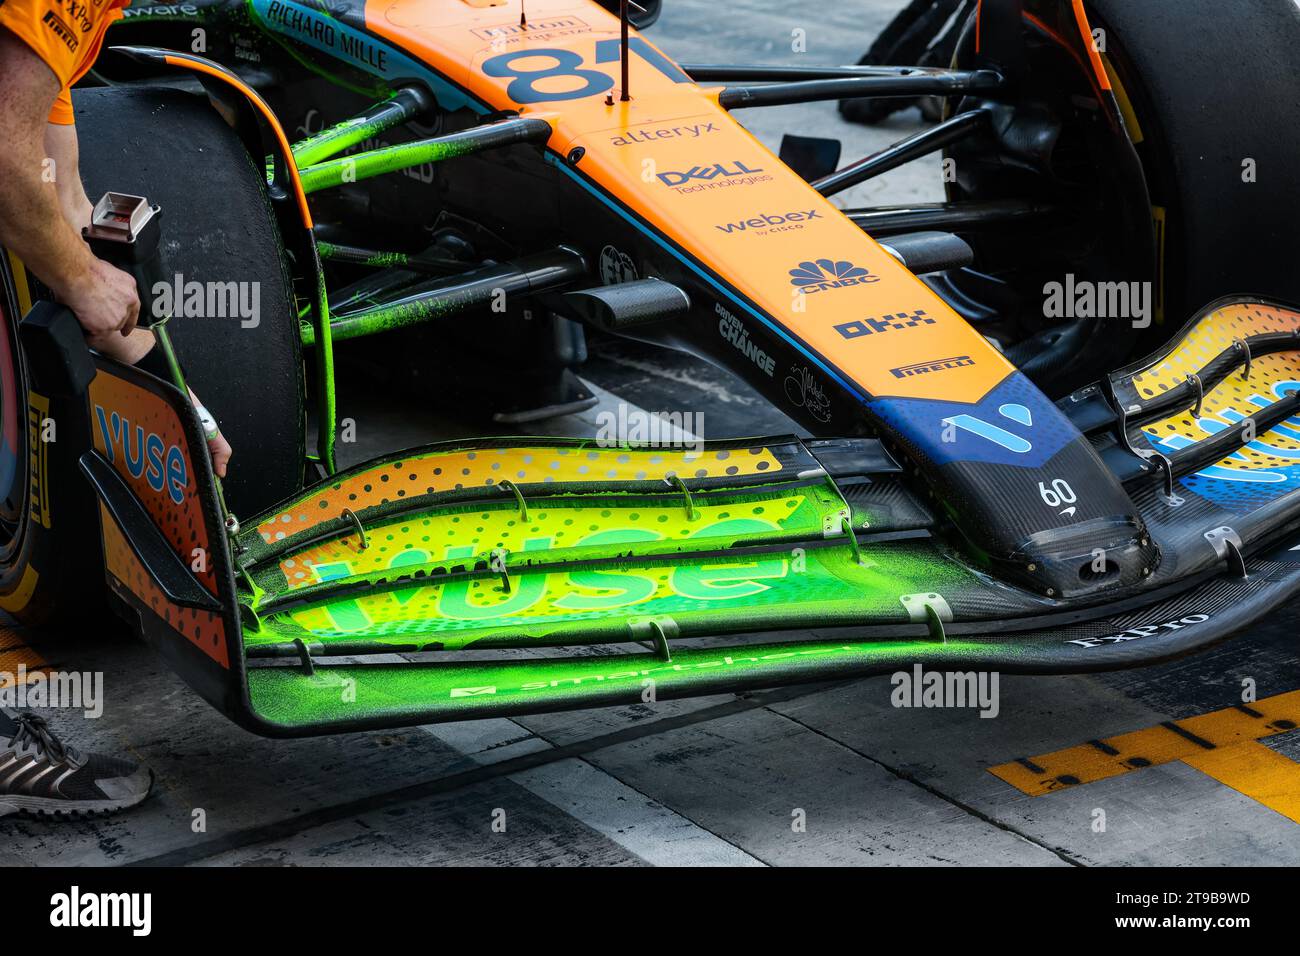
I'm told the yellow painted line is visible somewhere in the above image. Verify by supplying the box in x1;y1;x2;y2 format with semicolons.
990;689;1300;825
1184;741;1300;824
990;689;1300;795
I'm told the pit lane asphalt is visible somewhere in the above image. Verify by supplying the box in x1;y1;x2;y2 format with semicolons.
3;0;1298;866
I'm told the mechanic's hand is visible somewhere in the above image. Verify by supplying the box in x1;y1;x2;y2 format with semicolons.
208;431;232;479
62;257;141;338
86;327;156;365
188;389;232;479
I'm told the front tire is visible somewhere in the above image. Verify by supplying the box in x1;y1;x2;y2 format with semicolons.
1088;0;1300;323
0;88;305;626
75;87;306;518
944;0;1300;392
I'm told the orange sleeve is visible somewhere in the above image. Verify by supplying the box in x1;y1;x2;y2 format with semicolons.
0;0;84;92
47;88;76;126
0;0;128;126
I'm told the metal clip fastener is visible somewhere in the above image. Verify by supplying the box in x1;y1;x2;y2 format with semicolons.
1103;376;1141;456
630;617;677;662
664;474;697;521
292;637;316;676
238;601;261;635
645;620;672;662
340;508;367;550
1204;526;1247;578
489;547;511;593
816;472;853;538
840;515;866;566
1150;452;1176;499
1234;338;1253;380
1116;399;1142;456
1186;372;1205;418
497;479;529;523
900;593;953;643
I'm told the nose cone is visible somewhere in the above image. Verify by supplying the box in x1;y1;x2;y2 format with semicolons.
1001;515;1160;600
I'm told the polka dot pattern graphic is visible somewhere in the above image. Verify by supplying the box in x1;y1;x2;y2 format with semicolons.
1137;302;1300;509
256;444;782;544
1131;302;1300;398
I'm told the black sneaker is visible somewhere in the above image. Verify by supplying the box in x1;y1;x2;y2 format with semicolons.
0;714;153;819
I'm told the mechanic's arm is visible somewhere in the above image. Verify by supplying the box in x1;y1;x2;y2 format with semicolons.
16;44;232;477
0;29;138;337
44;122;94;233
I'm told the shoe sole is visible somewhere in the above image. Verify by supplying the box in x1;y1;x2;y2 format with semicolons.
0;774;154;819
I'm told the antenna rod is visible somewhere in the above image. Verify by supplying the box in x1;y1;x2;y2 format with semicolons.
620;0;630;100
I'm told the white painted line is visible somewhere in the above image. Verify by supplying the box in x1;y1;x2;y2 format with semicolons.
421;716;550;765
416;710;765;866
512;757;765;867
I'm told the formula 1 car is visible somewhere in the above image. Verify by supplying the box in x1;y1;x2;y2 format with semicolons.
3;0;1300;735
